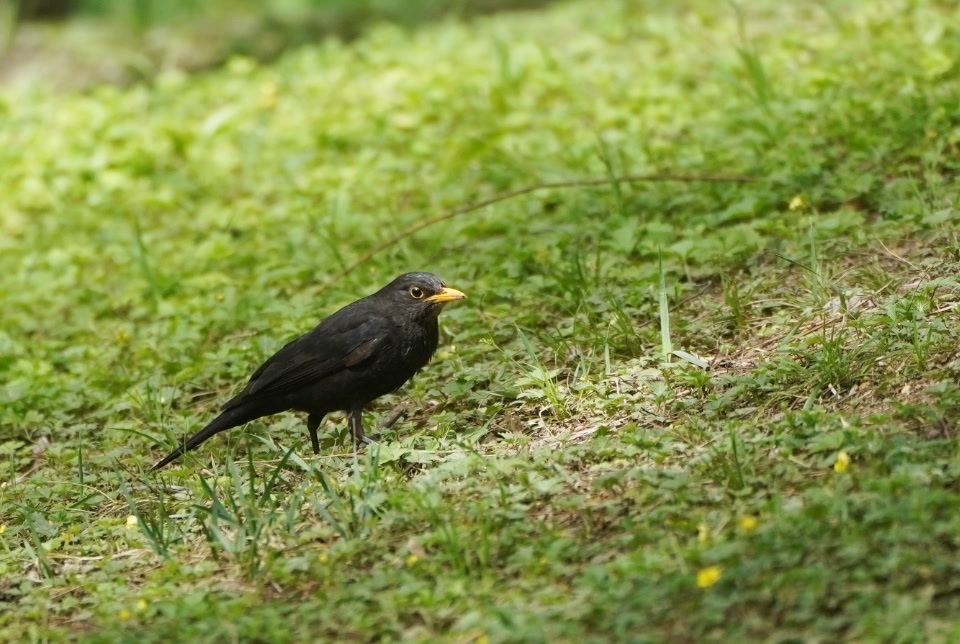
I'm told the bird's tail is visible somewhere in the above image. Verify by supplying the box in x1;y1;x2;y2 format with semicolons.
151;405;257;471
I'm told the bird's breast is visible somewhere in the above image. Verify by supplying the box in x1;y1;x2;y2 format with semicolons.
341;323;438;407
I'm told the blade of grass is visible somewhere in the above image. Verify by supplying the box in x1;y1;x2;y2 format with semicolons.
658;250;672;359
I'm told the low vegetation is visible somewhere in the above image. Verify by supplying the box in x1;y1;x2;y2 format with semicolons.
2;0;960;639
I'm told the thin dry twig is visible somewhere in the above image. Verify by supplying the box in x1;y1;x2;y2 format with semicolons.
319;172;756;291
877;239;919;270
379;401;414;429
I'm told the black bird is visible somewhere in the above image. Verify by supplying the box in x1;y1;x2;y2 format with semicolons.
152;272;466;470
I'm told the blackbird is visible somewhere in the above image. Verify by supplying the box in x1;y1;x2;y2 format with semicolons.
151;272;465;470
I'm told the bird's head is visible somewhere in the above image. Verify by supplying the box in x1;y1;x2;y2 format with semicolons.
381;272;466;321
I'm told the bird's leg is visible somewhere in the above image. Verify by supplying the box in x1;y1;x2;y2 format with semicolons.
306;413;323;455
347;408;376;447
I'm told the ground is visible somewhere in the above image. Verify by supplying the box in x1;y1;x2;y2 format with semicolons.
2;0;960;640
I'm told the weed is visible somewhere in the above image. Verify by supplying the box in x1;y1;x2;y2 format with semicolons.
3;0;960;641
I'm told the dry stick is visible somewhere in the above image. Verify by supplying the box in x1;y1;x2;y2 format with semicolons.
320;172;756;291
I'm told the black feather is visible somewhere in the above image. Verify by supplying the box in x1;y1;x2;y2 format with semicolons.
151;272;465;470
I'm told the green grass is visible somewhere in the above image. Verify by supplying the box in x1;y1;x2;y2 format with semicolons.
3;0;960;640
1;0;555;90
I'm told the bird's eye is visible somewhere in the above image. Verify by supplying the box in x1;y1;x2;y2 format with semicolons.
409;286;425;299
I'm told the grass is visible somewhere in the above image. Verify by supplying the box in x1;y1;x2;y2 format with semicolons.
0;0;556;90
2;0;960;640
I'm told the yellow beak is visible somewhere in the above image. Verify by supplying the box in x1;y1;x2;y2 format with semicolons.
424;287;467;304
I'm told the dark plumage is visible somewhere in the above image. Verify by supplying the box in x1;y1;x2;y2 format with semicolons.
151;272;466;470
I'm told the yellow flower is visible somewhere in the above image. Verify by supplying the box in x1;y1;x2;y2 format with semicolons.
136;599;147;611
125;515;138;529
738;515;758;533
405;554;419;568
834;450;850;473
788;195;805;211
0;525;5;535
118;609;132;621
697;522;710;544
696;566;722;588
318;553;329;564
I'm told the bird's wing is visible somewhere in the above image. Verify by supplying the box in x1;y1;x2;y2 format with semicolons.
223;318;391;408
